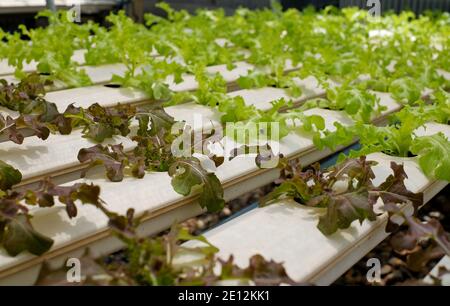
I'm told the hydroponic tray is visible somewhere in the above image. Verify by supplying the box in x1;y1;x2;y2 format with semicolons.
0;6;449;286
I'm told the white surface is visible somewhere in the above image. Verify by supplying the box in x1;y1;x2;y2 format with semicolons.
0;60;256;92
0;0;116;5
0;75;324;181
0;88;417;284
0;107;361;283
0;1;117;14
188;146;449;284
0;50;86;76
425;256;450;286
0;40;446;285
0;79;403;183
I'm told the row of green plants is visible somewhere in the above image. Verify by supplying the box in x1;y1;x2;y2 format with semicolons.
0;4;448;95
0;4;449;284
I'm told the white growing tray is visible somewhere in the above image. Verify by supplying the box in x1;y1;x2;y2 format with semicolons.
188;148;448;285
0;61;325;186
0;84;413;284
0;50;448;285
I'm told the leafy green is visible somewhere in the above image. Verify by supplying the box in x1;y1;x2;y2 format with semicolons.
410;133;450;181
169;157;225;212
36;218;296;286
78;144;144;182
0;179;105;256
66;103;135;143
389;77;423;104
237;70;303;98
1;215;54;257
386;204;450;259
0;161;22;192
0;74;72;140
263;157;423;236
1;4;449;263
315;105;450;182
301;86;385;123
0;4;447;97
10;11;93;87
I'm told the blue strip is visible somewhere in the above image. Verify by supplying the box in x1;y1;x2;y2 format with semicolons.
320;143;361;169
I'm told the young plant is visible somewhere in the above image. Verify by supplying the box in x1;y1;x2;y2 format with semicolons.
262;157;423;236
36;212;297;286
300;85;386;123
0;175;107;256
316;105;450;181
